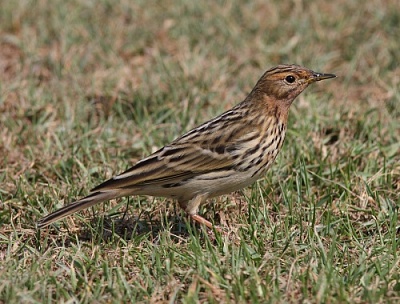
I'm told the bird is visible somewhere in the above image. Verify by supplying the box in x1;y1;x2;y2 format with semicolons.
37;64;336;229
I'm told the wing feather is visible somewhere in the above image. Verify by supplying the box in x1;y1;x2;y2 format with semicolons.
91;108;260;192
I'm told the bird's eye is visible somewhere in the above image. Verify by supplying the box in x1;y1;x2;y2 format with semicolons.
285;75;296;83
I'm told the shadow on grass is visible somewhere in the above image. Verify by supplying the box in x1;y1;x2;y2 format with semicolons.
36;214;219;249
79;215;191;242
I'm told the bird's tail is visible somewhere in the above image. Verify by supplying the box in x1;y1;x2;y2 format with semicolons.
37;190;121;228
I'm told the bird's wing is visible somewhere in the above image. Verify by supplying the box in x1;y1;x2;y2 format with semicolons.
91;113;259;191
91;142;237;191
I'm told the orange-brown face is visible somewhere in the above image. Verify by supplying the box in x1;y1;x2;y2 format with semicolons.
255;64;336;103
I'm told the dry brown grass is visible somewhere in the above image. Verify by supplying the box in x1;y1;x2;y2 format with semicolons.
1;0;399;303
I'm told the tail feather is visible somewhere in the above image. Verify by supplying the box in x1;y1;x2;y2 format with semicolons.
37;190;120;228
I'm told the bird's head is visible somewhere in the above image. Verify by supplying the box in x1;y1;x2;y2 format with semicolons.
253;64;336;106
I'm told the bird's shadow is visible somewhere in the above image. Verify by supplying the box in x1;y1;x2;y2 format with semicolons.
80;215;192;243
37;213;218;249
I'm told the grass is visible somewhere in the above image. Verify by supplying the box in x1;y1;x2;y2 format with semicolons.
1;0;399;302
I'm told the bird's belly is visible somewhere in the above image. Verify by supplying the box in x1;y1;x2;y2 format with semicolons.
175;170;260;201
134;171;259;205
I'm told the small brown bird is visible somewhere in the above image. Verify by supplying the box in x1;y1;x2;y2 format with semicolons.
37;64;335;229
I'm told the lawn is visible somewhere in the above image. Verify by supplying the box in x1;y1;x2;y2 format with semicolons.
1;0;399;303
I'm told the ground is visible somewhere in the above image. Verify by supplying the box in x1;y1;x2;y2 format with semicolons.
0;0;399;303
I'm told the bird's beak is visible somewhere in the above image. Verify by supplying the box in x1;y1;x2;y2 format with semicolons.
309;71;336;83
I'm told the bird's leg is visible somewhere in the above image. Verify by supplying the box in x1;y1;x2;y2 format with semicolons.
190;214;214;229
179;193;219;230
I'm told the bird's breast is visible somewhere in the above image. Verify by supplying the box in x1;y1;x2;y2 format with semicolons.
233;121;286;178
